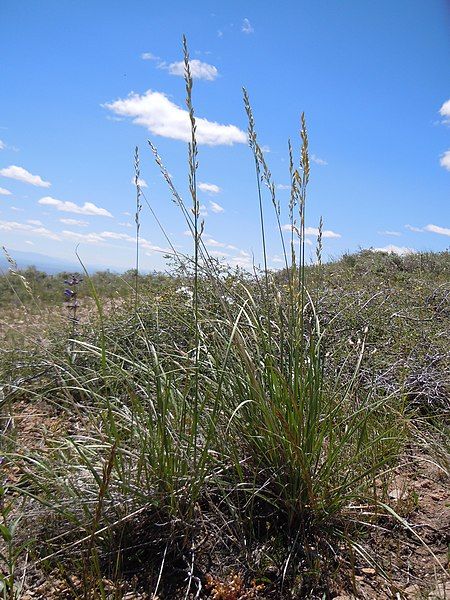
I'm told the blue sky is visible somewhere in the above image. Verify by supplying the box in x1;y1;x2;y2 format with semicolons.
0;0;449;271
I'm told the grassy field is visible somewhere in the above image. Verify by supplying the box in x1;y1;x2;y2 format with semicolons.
0;45;449;600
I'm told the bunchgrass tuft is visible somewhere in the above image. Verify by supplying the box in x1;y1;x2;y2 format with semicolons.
1;37;447;599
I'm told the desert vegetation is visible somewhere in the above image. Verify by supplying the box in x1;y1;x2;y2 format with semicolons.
0;41;448;599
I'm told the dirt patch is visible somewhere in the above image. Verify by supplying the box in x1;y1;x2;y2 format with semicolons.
1;398;449;599
341;447;450;599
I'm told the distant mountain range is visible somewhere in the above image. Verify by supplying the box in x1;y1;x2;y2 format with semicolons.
0;248;113;275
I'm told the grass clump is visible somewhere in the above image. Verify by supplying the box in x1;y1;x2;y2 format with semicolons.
0;38;447;599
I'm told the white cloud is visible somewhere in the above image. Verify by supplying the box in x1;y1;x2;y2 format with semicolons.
277;184;290;190
439;99;450;124
143;242;170;254
141;52;159;60
30;227;60;240
405;223;450;237
0;140;5;150
241;18;254;34
62;230;105;244
405;224;423;233
311;154;328;166
0;165;51;187
372;245;415;256
198;182;221;194
230;250;252;268
261;145;270;153
10;206;23;212
203;235;240;251
104;90;247;146
0;219;61;240
424;223;450;237
439;150;450;171
378;230;401;237
99;231;133;241
38;196;113;217
209;200;224;213
131;176;148;188
209;249;230;258
161;59;218;81
63;229;136;245
281;224;340;239
305;226;340;238
199;204;208;216
25;240;34;245
27;219;43;226
59;218;89;227
61;229;169;253
204;237;225;248
118;221;133;228
0;187;11;195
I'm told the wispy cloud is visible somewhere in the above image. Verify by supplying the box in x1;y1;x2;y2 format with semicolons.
204;237;225;248
424;223;450;237
160;59;218;81
0;220;120;253
277;184;290;190
241;18;254;34
311;154;328;166
144;244;170;255
405;224;422;233
209;200;224;213
0;140;18;152
209;249;230;258
39;196;113;217
131;176;148;188
59;218;89;227
204;235;237;250
439;99;450;125
305;226;340;238
141;52;159;61
230;250;252;268
439;150;450;171
0;187;12;196
282;224;340;239
378;230;401;237
0;165;51;187
184;232;252;267
62;230;104;244
105;90;247;146
405;223;450;237
62;228;169;253
198;182;221;194
372;245;415;256
0;219;61;240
